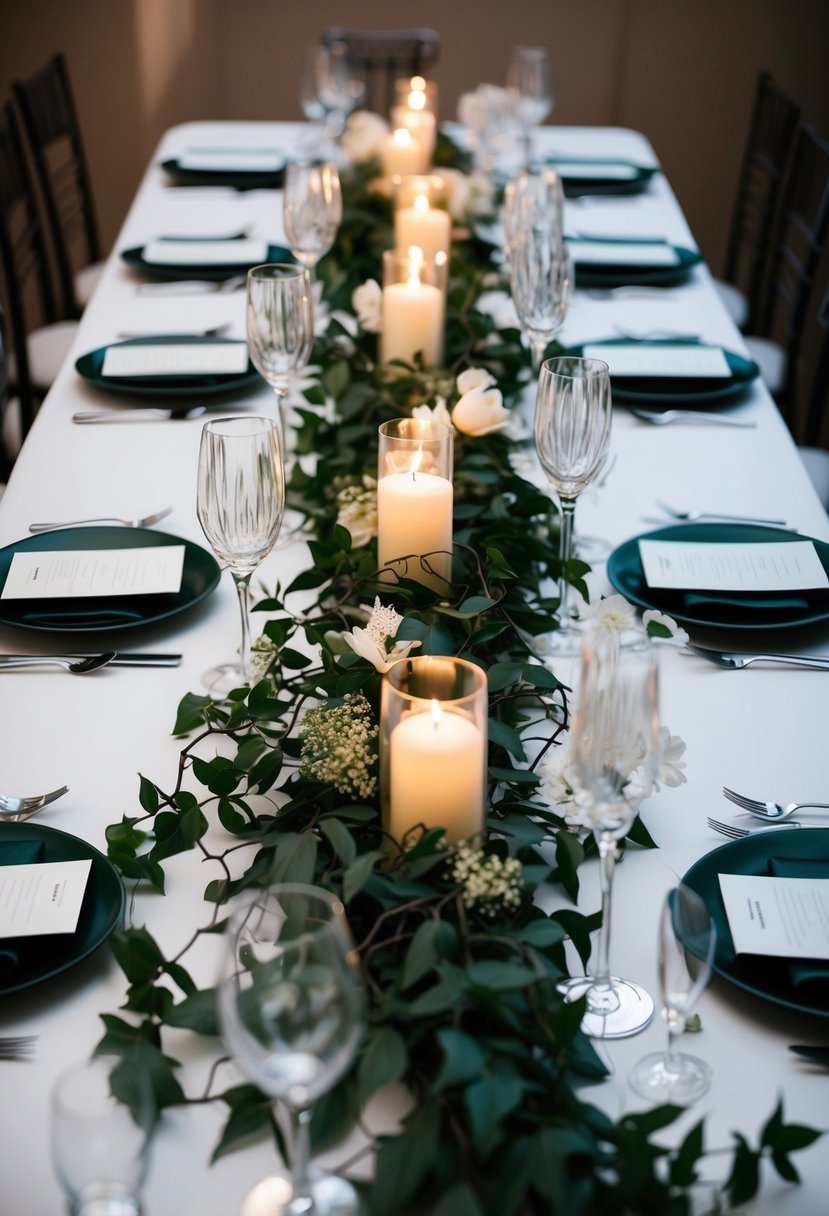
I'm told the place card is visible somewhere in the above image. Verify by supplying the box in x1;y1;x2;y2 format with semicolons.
638;539;829;592
719;873;829;960
0;859;91;938
177;148;284;173
568;239;679;267
101;343;249;378
141;238;268;266
582;342;731;379
1;546;186;600
553;160;640;180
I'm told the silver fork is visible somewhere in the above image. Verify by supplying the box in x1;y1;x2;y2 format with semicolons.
723;785;829;821
707;817;803;838
685;644;829;671
0;1036;37;1060
29;507;172;533
115;323;233;339
657;500;787;526
630;408;756;428
73;407;207;424
0;785;68;820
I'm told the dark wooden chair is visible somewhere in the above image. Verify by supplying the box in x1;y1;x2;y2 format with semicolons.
14;51;103;319
0;303;13;484
745;124;829;430
320;28;440;115
0;101;77;444
718;71;800;332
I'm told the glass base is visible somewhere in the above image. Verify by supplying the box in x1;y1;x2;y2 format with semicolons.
201;662;250;698
240;1170;361;1216
629;1051;712;1104
558;974;654;1039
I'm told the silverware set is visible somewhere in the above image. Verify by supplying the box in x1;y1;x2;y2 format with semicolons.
707;786;829;837
656;500;787;526
29;507;173;532
0;785;68;820
0;1036;37;1061
685;644;829;671
630;407;756;428
73;407;208;424
0;653;181;672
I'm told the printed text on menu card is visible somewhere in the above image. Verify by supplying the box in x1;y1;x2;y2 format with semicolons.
0;860;91;938
1;547;186;600
719;873;829;960
638;540;829;592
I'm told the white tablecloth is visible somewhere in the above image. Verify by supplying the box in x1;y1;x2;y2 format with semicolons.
1;122;828;1216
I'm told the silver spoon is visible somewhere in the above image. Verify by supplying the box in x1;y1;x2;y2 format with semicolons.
0;654;116;673
0;785;68;819
629;407;756;428
29;507;173;533
656;500;787;526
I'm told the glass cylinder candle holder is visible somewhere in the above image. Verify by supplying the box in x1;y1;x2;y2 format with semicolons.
380;246;446;371
382;125;432;177
394;175;451;263
381;656;488;849
377;416;453;591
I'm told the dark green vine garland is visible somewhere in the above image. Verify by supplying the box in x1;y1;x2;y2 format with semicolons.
98;140;820;1215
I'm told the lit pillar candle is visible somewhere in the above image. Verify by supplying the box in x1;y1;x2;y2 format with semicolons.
395;192;451;262
377;464;453;590
389;700;485;844
380;246;445;369
390;105;437;167
382;127;428;177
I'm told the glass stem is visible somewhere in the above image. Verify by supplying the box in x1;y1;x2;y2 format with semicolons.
232;572;252;681
592;831;617;994
290;1106;313;1209
558;496;577;625
665;1015;682;1074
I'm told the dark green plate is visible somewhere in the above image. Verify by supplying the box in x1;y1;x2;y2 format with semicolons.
606;523;829;631
75;336;260;400
0;526;221;633
681;829;829;1019
0;822;124;996
121;242;292;282
565;338;760;406
568;239;703;289
546;158;658;198
161;155;286;190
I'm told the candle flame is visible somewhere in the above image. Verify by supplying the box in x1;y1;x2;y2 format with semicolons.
430;698;442;728
408;89;427;112
406;244;424;288
410;444;424;480
393;127;414;148
414;193;430;213
411;75;426;91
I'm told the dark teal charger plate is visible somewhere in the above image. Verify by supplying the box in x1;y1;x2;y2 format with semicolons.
0;822;124;996
121;242;292;282
569;241;702;289
547;158;658;197
607;523;829;631
566;337;760;406
681;829;829;1020
160;156;286;189
0;526;221;633
76;336;260;400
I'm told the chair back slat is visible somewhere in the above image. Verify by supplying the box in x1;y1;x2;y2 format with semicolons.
321;28;440;115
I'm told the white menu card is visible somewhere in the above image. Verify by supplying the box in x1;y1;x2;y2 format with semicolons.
102;343;249;378
554;160;640;180
0;859;91;938
1;546;186;600
141;238;268;266
568;240;679;267
582;342;731;378
638;539;828;592
719;873;829;960
178;148;284;172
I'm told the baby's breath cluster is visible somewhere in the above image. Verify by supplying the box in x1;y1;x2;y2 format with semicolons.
335;475;378;548
450;842;524;918
299;692;379;799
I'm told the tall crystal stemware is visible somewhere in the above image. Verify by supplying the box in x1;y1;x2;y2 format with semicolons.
533;356;611;653
630;885;716;1102
246;263;314;436
506;46;555;168
283;162;343;274
510;223;571;373
559;627;660;1037
196;417;284;695
502;167;564;268
314;42;367;141
218;884;365;1216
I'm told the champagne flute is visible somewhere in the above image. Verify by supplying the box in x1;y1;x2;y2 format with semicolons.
534;356;611;654
558;627;660;1038
510;223;572;372
630;886;716;1102
315;42;367;140
502;167;564;268
196;417;284;695
506;46;555;169
283;162;343;274
218;884;364;1216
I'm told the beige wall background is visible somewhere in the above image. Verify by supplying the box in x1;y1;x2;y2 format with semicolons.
2;0;828;278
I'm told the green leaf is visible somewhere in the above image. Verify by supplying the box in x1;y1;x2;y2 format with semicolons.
433;1028;486;1093
212;1088;275;1162
487;661;524;691
458;595;497;614
172;691;212;736
319;818;357;865
670;1118;704;1187
725;1134;761;1207
165;988;219;1036
268;831;318;884
138;775;159;814
218;798;246;834
405;962;469;1016
468;960;541;992
371;1103;441;1212
514;918;566;949
343;850;384;902
465;1068;525;1154
487;718;526;761
356;1026;408;1104
431;1185;484;1216
402;920;457;991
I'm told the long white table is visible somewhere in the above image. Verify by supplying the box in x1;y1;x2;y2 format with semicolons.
1;122;828;1216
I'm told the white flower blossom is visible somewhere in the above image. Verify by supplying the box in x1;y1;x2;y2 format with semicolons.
642;609;690;647
578;595;637;644
352;279;383;333
655;727;688;788
342;596;421;672
341;110;389;164
457;367;495;395
440;167;497;221
300;692;379;798
450;842;524;917
474;290;521;331
411;397;452;436
335;476;378;547
452;384;511;437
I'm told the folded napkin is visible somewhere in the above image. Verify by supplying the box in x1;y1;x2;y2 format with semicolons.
767;856;829;1003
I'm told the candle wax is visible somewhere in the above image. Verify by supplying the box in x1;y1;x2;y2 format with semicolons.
389;708;484;844
377;471;453;590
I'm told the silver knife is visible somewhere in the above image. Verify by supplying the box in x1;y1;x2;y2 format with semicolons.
73;409;207;423
0;653;182;668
